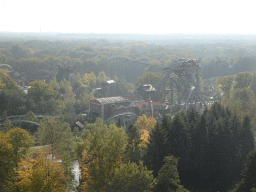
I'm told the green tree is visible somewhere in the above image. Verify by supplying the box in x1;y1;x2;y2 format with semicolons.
96;71;108;87
37;117;75;188
154;156;189;192
251;71;256;96
223;88;256;129
24;110;38;122
28;80;58;103
113;76;134;95
80;71;97;88
37;117;74;157
107;161;155;192
136;72;162;87
10;44;33;58
234;72;253;89
75;92;94;113
79;120;127;191
49;77;60;91
217;75;234;99
59;79;75;102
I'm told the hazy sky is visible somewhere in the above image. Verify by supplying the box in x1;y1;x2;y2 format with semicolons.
0;0;254;34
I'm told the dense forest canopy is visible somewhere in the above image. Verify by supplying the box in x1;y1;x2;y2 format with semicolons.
1;36;256;82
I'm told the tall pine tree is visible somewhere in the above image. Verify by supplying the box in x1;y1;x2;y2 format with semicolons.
233;150;256;192
154;156;189;192
240;115;255;168
144;122;168;177
125;123;142;164
191;114;208;188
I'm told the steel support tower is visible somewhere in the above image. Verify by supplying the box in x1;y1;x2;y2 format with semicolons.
156;58;206;112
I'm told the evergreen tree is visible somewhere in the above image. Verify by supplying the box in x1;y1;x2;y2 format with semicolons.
233;150;256;192
0;119;14;133
24;111;38;133
154;156;189;192
192;114;208;165
208;120;230;191
161;114;171;134
205;112;218;190
229;114;243;184
209;101;223;120
125;123;142;164
240;115;255;168
167;112;191;190
169;113;190;166
0;93;9;114
217;115;235;191
144;122;168;177
186;108;199;125
190;114;208;187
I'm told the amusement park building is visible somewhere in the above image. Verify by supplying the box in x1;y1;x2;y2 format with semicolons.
89;96;136;121
134;100;170;121
137;84;158;101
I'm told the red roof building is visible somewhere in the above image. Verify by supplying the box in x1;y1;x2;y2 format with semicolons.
134;100;170;121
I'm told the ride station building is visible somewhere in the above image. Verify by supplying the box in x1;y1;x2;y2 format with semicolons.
89;96;136;121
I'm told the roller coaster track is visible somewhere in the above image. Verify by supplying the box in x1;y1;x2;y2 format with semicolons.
90;56;150;71
0;64;14;73
0;114;57;122
103;112;138;126
0;120;41;127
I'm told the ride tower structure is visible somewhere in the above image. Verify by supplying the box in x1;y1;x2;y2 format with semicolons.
156;58;206;112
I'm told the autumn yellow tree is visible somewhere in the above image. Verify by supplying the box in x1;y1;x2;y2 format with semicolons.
0;134;15;191
135;114;157;147
5;128;34;167
16;151;66;192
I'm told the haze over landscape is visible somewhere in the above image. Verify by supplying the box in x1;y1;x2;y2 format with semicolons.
1;0;255;35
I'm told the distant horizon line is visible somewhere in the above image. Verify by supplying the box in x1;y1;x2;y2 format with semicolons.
1;31;256;36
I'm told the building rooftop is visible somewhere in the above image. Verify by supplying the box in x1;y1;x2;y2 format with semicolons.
138;84;156;91
92;96;126;105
